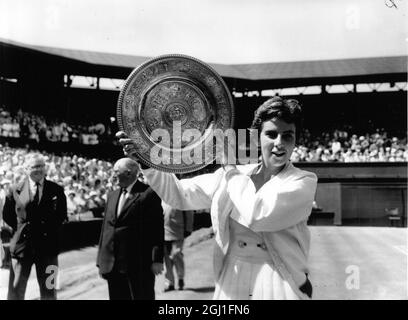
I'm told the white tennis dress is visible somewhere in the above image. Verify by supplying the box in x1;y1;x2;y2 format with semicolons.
143;162;317;300
213;218;299;300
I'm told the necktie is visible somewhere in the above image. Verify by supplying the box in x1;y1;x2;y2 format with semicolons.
33;182;40;205
117;188;127;217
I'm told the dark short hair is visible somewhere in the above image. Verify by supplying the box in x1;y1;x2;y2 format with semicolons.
250;96;302;139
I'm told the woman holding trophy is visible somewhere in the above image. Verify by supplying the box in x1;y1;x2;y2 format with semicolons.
116;55;317;300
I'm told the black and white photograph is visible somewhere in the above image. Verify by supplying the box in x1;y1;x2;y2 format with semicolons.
0;0;406;304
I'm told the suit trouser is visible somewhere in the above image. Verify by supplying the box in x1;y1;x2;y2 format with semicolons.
106;269;155;300
164;239;185;286
8;255;58;300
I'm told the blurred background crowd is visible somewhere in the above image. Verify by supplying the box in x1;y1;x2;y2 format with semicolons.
0;107;110;145
292;128;408;162
2;105;407;163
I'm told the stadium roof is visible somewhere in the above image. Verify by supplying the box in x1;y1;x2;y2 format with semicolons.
1;38;406;90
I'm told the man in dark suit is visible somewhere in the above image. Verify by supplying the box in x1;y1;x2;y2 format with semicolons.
96;158;164;300
3;153;67;300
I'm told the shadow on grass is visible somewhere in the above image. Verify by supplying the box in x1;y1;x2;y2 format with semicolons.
187;286;215;293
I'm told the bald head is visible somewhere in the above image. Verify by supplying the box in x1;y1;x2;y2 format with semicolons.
114;158;140;173
113;158;140;188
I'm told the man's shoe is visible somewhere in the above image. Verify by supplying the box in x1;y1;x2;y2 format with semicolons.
164;284;175;292
178;279;184;290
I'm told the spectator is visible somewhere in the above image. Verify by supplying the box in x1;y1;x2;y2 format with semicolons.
87;191;105;218
162;202;194;292
66;191;79;219
3;153;67;300
96;158;164;300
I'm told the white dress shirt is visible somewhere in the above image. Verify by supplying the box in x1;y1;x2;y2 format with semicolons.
117;180;137;217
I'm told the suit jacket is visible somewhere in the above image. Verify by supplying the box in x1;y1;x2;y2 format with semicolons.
96;180;164;277
3;178;67;258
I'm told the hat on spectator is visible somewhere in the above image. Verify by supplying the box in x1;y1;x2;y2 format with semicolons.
63;176;72;183
89;191;98;197
1;178;12;185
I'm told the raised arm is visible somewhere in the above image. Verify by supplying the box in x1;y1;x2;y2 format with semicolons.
142;168;224;211
116;130;224;211
226;169;317;232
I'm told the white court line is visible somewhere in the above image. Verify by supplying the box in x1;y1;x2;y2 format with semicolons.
393;245;408;256
393;245;408;298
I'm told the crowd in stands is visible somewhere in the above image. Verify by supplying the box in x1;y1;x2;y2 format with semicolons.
1;105;407;163
0;107;110;145
292;128;408;162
